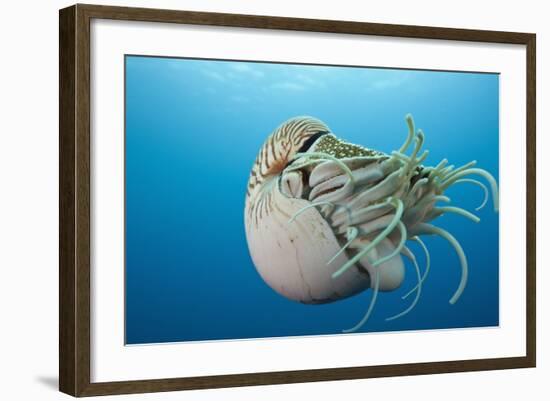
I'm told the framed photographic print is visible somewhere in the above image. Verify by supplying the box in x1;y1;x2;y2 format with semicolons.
59;4;536;397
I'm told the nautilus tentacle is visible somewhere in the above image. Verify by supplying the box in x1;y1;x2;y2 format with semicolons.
454;179;489;211
386;243;422;322
402;236;431;300
244;114;499;333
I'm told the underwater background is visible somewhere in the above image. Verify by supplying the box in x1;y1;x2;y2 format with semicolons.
125;55;499;345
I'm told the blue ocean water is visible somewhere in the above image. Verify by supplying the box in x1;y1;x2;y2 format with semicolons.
125;55;499;345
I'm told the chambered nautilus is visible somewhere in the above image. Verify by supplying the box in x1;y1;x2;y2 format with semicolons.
244;115;499;333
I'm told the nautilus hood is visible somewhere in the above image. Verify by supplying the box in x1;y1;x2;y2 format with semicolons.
306;133;385;159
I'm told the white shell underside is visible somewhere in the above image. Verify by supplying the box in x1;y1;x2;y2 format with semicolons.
244;156;406;304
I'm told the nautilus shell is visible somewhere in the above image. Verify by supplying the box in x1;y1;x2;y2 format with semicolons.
244;115;498;332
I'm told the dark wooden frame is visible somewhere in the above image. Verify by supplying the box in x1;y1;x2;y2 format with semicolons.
59;3;536;397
